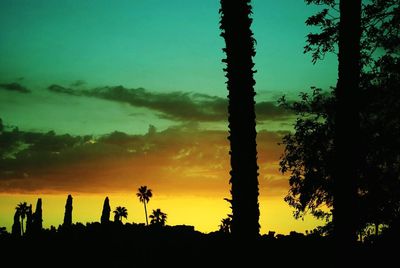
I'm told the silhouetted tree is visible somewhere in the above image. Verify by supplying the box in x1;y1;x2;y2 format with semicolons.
280;61;400;233
304;0;400;66
101;197;111;224
113;206;128;223
219;217;232;234
136;186;152;225
32;198;43;233
149;209;167;227
279;89;335;222
219;0;260;238
282;0;400;237
11;210;21;237
16;202;29;235
63;194;73;227
331;0;362;247
25;204;33;235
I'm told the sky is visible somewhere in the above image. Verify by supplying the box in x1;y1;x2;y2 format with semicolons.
0;0;337;234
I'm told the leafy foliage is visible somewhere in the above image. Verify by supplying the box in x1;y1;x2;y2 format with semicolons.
280;0;400;234
149;209;167;227
304;0;400;65
280;55;400;230
279;88;334;221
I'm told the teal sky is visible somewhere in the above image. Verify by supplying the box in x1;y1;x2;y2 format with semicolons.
0;0;337;135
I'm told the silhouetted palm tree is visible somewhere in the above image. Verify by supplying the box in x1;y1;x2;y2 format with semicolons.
219;217;232;234
149;209;167;226
113;206;128;223
16;202;29;235
219;0;260;238
136;186;152;225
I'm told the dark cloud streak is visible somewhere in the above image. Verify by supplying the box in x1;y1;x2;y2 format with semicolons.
0;82;30;93
47;84;293;122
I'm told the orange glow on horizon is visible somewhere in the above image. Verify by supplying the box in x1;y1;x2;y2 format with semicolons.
0;127;324;234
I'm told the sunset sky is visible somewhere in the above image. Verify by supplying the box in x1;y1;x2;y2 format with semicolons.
0;0;337;234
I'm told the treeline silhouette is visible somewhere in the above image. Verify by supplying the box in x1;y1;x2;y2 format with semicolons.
0;193;397;267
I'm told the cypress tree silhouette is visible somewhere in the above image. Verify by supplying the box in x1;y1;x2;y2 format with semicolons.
11;210;21;238
63;194;73;227
219;0;260;238
332;0;362;247
32;198;43;233
101;197;111;224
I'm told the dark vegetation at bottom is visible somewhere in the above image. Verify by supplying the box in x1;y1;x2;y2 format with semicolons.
1;223;397;268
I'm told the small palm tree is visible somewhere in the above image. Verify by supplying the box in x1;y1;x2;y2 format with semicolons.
16;202;29;235
219;217;232;234
113;206;128;223
136;186;153;225
149;209;167;227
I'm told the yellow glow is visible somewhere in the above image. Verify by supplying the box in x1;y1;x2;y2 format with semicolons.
0;192;324;234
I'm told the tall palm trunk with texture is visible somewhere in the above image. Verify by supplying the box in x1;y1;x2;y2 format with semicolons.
219;0;260;238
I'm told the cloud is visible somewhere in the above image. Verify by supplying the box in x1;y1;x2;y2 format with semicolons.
256;101;293;121
0;82;30;93
47;84;293;123
0;122;288;195
48;84;79;95
70;80;86;87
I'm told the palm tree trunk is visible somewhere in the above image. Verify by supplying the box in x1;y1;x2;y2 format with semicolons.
21;218;24;235
219;0;260;239
144;202;148;225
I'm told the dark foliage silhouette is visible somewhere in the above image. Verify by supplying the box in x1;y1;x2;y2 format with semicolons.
11;210;21;238
25;204;33;235
113;206;128;223
136;186;152;225
149;208;167;227
304;0;400;66
63;195;73;227
219;0;260;239
219;216;232;234
287;0;400;239
32;198;43;234
15;202;29;235
0;227;7;236
280;56;400;234
101;197;111;224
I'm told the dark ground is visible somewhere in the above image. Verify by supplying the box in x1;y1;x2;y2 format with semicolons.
0;223;397;268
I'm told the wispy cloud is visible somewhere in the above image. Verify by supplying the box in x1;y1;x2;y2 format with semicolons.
47;84;293;122
0;82;30;93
